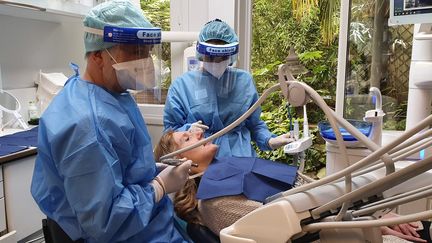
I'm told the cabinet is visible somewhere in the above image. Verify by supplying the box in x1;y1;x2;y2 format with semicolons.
3;154;44;242
0;166;5;234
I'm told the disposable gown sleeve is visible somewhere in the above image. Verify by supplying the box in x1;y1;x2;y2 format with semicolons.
59;141;156;242
245;84;275;151
164;87;192;132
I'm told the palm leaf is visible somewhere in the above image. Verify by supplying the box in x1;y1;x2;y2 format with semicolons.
292;0;340;45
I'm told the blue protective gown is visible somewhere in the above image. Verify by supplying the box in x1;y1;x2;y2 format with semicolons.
31;65;187;243
164;68;275;158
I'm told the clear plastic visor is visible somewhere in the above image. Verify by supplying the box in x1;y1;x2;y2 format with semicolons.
107;44;163;102
84;26;164;103
186;42;240;97
191;42;238;78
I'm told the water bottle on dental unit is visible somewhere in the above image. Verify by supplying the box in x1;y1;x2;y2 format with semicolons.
183;42;200;72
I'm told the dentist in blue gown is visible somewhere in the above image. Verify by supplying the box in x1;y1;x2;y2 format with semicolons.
164;19;292;158
31;1;191;242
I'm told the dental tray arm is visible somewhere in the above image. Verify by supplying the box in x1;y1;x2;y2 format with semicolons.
220;174;378;243
267;114;432;203
220;160;432;242
220;132;432;242
302;210;432;233
311;155;432;218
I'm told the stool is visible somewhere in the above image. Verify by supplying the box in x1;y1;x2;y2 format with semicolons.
42;218;84;243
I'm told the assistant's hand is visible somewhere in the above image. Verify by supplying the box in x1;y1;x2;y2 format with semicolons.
189;120;209;133
268;134;295;149
156;159;192;194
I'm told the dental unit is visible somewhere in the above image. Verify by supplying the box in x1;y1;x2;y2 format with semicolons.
158;58;432;242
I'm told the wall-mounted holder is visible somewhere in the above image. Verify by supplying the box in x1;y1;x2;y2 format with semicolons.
0;89;28;130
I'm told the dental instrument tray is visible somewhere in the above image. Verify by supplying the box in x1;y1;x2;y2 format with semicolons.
318;119;372;147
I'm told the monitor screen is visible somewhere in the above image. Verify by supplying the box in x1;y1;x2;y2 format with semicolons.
390;0;432;25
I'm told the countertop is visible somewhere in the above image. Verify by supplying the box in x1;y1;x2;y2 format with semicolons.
0;147;37;165
0;128;38;165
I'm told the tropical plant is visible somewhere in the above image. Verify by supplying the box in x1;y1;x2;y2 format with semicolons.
292;0;341;45
140;0;170;31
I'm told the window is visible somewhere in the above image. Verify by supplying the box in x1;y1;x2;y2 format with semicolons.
346;0;411;130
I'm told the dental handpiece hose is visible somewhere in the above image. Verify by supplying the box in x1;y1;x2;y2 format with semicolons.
303;105;309;138
293;120;299;140
287;103;294;139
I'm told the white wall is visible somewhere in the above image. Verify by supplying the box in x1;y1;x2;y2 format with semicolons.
170;0;234;32
0;15;86;90
169;0;235;80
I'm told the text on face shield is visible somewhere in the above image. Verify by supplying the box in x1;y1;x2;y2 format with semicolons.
137;30;161;39
206;46;237;54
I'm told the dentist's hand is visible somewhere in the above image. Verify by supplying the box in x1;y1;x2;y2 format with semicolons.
189;120;209;133
156;159;192;194
268;134;295;149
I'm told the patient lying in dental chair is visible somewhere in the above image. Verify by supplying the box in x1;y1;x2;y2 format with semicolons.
154;130;430;243
154;130;299;234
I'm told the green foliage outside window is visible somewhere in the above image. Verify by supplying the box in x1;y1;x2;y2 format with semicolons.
252;0;339;177
140;0;171;89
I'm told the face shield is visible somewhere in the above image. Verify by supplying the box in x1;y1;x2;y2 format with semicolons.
193;41;239;97
85;26;163;101
195;41;239;79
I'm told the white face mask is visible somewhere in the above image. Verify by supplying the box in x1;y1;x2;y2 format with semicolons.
203;59;230;79
112;57;155;91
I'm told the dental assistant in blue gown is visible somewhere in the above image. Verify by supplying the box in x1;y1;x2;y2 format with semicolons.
164;19;293;158
30;1;191;242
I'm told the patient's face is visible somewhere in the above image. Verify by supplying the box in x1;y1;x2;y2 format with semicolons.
173;131;218;174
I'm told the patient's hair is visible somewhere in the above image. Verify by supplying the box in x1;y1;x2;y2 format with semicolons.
154;131;202;225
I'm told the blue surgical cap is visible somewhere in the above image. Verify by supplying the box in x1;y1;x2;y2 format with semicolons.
83;0;154;53
198;19;238;44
